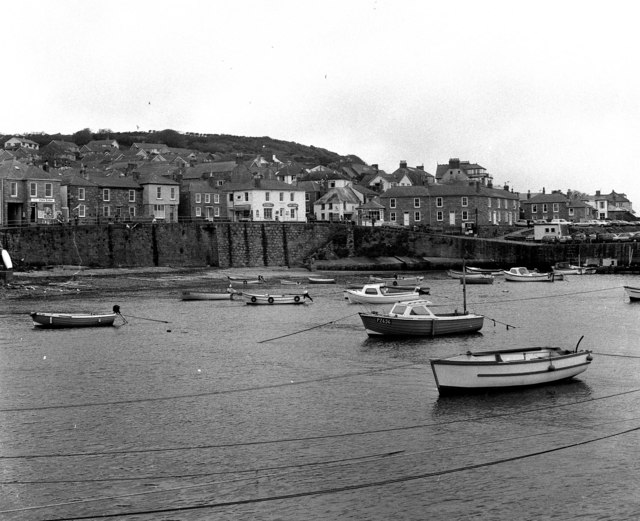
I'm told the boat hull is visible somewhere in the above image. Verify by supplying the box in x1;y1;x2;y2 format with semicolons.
346;291;419;304
430;348;592;393
359;312;484;336
503;272;553;282
31;312;117;328
181;291;233;301
624;286;640;301
243;293;309;305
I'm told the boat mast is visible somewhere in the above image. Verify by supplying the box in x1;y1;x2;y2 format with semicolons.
462;258;467;313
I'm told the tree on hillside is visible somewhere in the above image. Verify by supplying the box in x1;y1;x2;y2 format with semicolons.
148;129;187;149
72;128;93;146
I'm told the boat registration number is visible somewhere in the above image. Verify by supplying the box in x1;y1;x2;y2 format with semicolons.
376;318;392;325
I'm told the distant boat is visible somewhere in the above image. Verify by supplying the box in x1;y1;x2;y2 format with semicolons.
466;267;504;276
228;275;265;286
430;342;593;394
359;299;484;337
31;311;118;328
447;270;494;284
243;291;313;305
369;275;424;286
308;276;336;284
503;267;554;282
624;286;640;301
280;279;302;285
181;290;235;301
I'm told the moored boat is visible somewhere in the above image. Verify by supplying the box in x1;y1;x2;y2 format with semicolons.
308;276;336;284
31;311;118;328
181;290;235;301
466;267;504;276
624;285;640;301
243;291;313;305
503;267;554;282
368;275;424;286
359;299;484;337
345;283;420;304
430;342;593;394
228;275;265;285
447;270;494;284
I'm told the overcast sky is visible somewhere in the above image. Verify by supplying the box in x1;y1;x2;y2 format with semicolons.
3;0;639;208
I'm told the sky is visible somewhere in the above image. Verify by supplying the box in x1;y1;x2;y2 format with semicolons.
3;0;640;208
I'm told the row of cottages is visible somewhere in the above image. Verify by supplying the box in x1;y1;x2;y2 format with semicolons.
373;183;520;229
520;189;634;222
520;189;595;223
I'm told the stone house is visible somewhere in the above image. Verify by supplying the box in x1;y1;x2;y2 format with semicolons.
313;186;363;222
0;160;63;226
379;183;519;229
586;190;634;220
520;190;571;222
134;172;180;222
179;179;226;222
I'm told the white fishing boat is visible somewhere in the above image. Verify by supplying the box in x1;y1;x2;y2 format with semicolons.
359;299;484;337
344;283;420;304
503;267;554;282
243;291;313;305
624;286;640;301
430;341;593;394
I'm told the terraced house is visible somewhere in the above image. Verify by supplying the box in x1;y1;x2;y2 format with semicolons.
379;182;519;230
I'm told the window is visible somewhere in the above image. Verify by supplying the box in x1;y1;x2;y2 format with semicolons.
217;180;223;186
462;210;469;220
30;182;37;197
79;204;86;217
129;190;135;202
436;197;443;207
414;211;421;221
78;187;85;200
265;192;270;201
390;198;396;209
461;197;468;207
497;199;501;209
568;208;574;216
487;197;491;208
102;206;111;217
305;193;310;201
244;192;249;202
154;204;165;218
195;207;202;217
214;193;220;204
553;203;559;212
10;182;17;197
129;206;136;217
255;209;260;218
279;192;284;202
170;187;176;200
264;208;273;220
532;204;538;213
205;194;211;204
290;208;296;219
390;212;396;221
45;183;52;198
414;198;420;208
542;204;548;213
103;189;110;202
195;193;202;204
156;187;162;199
214;207;220;217
436;211;443;221
290;192;294;202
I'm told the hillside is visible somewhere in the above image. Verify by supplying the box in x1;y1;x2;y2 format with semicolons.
0;129;365;168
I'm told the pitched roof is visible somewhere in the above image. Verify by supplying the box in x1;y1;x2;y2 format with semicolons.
315;187;361;205
0;160;59;180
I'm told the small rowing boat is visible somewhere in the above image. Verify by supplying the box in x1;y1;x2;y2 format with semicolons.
243;291;313;305
31;311;118;328
430;340;593;394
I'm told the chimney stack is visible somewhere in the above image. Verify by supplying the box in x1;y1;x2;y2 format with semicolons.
399;160;407;169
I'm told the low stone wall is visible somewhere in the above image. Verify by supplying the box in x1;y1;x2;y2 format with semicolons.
1;223;636;270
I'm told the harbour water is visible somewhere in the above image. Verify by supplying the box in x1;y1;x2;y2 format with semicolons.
1;270;640;520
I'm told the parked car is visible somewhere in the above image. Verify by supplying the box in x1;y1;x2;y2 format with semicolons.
514;219;529;227
572;233;587;242
612;232;634;242
541;235;559;243
558;235;573;243
596;232;615;242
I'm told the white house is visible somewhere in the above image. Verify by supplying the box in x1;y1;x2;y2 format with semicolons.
224;178;306;222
